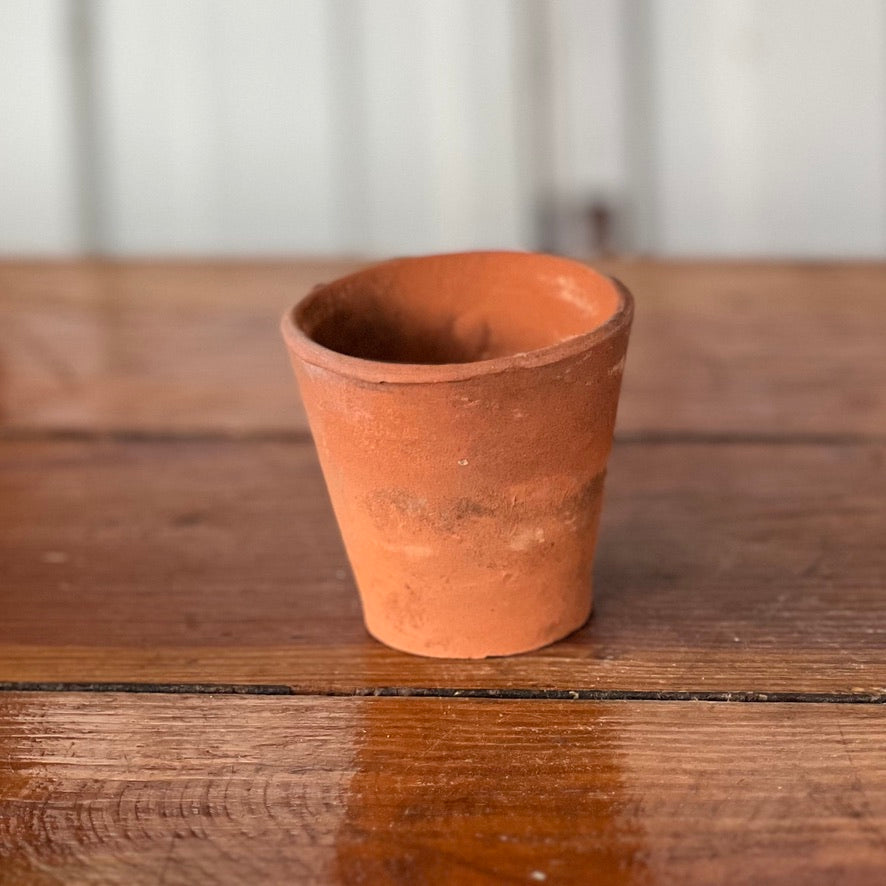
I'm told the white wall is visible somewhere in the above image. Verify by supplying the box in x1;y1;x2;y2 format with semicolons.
0;0;884;258
90;0;343;254
644;0;886;257
77;0;534;256
0;0;82;252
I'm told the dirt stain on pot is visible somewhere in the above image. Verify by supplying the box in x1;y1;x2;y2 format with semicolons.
364;489;495;537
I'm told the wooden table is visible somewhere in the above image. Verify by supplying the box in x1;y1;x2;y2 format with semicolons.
1;259;884;884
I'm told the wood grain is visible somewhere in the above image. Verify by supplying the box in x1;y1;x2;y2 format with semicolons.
3;437;883;693
0;692;884;885
1;260;884;436
597;259;886;437
0;260;344;434
2;260;884;882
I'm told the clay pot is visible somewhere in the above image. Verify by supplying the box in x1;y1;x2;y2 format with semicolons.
281;251;633;658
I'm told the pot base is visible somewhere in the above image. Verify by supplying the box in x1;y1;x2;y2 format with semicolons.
363;596;594;660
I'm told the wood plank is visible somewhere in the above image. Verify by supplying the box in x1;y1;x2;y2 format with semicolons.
1;260;884;436
2;438;883;692
1;693;885;884
602;260;886;437
0;260;346;433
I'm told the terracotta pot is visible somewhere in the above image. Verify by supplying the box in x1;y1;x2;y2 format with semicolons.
281;251;633;658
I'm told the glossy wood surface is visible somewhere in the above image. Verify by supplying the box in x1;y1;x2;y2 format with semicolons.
2;693;886;885
2;259;884;436
1;261;885;883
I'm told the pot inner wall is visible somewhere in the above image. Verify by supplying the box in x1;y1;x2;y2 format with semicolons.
296;252;621;365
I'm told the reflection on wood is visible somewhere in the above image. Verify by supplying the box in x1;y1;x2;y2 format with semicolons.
1;693;885;884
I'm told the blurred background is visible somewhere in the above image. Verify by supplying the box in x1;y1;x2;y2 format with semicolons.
2;0;885;259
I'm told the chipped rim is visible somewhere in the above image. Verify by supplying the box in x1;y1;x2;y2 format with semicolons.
280;251;634;385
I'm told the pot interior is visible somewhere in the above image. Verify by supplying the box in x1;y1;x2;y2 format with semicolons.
296;252;621;365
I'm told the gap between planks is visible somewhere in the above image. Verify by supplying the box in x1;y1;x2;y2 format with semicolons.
0;683;883;703
2;427;885;446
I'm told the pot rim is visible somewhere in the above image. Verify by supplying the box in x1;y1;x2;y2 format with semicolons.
280;251;634;384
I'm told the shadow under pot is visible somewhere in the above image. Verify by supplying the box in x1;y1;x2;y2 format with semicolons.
281;250;634;659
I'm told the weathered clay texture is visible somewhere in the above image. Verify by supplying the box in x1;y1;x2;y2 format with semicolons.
281;251;633;658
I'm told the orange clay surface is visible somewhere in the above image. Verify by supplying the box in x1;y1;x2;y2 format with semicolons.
282;251;633;658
